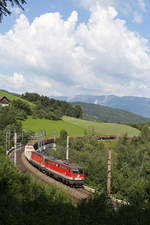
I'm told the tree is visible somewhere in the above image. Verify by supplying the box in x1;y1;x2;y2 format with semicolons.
74;104;83;118
12;99;32;115
60;129;68;139
0;0;26;22
0;107;16;129
22;92;40;103
141;125;150;141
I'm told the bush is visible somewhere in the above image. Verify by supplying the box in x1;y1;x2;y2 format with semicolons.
60;129;68;139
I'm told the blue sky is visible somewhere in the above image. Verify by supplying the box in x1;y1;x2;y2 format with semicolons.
1;0;150;97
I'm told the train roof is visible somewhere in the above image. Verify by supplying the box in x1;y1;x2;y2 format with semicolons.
47;155;82;170
35;150;82;170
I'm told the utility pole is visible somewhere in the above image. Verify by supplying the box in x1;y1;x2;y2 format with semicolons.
14;131;17;166
20;142;22;152
41;130;43;151
43;130;45;148
43;129;46;150
8;129;10;149
6;131;8;155
38;130;40;150
22;129;24;143
107;149;112;195
54;131;56;148
44;129;46;139
66;136;69;160
35;132;37;140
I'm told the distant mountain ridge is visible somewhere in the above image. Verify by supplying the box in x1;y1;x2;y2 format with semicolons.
52;95;150;118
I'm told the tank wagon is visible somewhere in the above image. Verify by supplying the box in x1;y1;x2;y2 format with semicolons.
25;139;85;187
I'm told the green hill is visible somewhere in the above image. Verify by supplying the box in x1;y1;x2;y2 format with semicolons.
72;102;150;124
63;116;140;136
22;116;140;137
22;117;86;137
0;90;33;106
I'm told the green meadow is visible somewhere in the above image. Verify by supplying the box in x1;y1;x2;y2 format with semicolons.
63;116;140;136
22;117;86;137
22;116;140;137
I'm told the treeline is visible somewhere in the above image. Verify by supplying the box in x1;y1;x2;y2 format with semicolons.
129;122;150;131
21;92;82;120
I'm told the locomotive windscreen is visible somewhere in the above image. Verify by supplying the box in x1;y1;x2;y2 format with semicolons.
72;168;84;174
78;168;84;174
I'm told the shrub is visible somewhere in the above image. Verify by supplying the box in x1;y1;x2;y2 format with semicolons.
60;129;68;139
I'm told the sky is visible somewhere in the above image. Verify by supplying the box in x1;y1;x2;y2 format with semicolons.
1;0;150;97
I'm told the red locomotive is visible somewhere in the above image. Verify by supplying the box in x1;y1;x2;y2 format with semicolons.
25;140;85;187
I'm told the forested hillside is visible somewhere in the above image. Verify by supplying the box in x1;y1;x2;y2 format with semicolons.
72;102;150;124
21;92;82;120
0;90;83;121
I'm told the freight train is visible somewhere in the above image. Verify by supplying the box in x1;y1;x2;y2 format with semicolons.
25;139;85;187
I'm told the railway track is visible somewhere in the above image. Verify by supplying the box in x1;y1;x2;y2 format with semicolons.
15;148;92;204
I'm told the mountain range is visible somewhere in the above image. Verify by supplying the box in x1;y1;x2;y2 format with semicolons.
52;95;150;118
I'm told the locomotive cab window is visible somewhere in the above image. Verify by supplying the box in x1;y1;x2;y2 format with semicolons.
79;168;84;174
72;169;79;174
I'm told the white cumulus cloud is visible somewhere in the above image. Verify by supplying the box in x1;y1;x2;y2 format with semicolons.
138;0;146;11
79;0;147;23
0;3;150;97
10;72;25;85
133;12;143;24
0;72;25;93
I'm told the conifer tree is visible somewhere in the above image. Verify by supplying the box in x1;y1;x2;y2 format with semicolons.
0;0;26;21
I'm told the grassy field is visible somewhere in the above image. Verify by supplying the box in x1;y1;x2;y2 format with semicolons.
22;117;86;137
0;91;33;106
22;116;140;137
63;116;140;136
